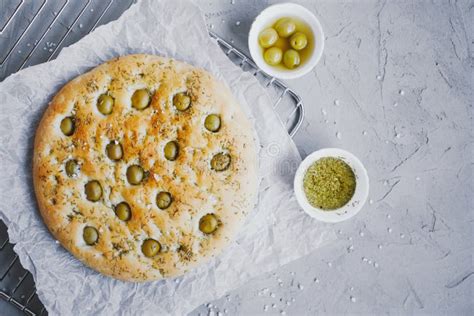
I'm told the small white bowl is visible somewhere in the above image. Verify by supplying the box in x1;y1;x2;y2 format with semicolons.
294;148;369;223
248;3;325;80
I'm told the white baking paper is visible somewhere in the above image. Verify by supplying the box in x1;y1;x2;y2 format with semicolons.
0;0;334;314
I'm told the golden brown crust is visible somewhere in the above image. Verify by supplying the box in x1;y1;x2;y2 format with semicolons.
33;54;257;282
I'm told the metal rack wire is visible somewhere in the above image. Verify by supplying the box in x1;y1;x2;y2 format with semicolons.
209;31;304;137
0;1;305;315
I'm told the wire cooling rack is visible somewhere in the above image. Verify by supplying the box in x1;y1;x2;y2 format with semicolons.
0;1;305;315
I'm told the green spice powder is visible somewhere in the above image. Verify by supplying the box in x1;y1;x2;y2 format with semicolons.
303;157;356;210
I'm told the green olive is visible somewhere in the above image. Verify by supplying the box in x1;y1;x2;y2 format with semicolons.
204;114;221;132
97;94;114;115
115;202;131;221
283;49;301;69
142;239;161;257
106;141;123;161
264;47;283;66
85;180;102;202
258;28;279;48
131;89;151;110
173;92;191;111
275;18;296;38
289;32;308;50
156;191;172;209
126;165;144;185
83;226;99;245
164;141;179;161
60;117;75;136
199;214;218;234
65;159;79;177
211;153;231;171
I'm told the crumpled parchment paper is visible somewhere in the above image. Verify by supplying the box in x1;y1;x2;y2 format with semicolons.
0;0;334;314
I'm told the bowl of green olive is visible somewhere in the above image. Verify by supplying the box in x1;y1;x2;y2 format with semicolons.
248;3;325;79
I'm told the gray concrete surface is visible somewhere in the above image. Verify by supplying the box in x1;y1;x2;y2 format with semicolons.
192;0;473;315
0;0;471;315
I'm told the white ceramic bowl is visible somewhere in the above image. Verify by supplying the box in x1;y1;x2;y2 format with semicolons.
294;148;369;223
248;3;325;80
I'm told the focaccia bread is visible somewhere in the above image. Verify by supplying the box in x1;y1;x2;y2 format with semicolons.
33;54;258;282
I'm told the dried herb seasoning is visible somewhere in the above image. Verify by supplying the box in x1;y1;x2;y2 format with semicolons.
303;157;356;210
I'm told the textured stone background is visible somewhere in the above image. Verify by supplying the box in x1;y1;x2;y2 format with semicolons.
192;0;473;315
0;0;471;315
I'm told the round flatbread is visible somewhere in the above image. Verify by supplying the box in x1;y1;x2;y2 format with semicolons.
33;54;258;282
